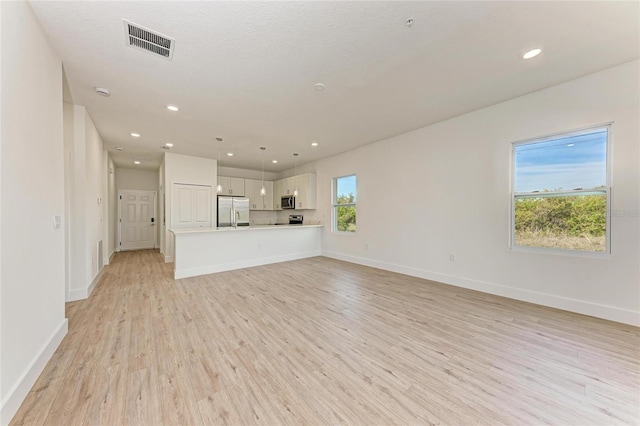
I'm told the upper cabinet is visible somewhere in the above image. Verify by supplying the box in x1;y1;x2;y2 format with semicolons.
217;173;315;210
273;173;316;210
273;180;283;210
262;181;274;210
294;173;316;210
218;176;245;196
245;179;273;211
281;177;296;196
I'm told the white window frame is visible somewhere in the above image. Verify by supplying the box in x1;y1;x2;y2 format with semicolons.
332;174;357;233
510;123;612;257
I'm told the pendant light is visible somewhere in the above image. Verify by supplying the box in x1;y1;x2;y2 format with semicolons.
260;147;266;196
293;153;299;197
216;137;223;194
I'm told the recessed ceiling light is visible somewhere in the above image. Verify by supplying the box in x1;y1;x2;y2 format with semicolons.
166;105;179;112
272;160;278;164
311;141;319;147
115;147;125;151
165;143;174;147
131;132;141;138
314;83;325;91
95;87;111;97
226;152;234;157
522;48;542;60
133;160;141;165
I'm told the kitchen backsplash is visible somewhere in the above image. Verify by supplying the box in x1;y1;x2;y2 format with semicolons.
248;209;321;225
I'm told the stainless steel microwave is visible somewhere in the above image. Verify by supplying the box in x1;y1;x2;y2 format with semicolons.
281;195;295;209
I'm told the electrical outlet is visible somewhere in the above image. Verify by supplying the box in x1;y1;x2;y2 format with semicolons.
365;242;370;250
449;253;456;261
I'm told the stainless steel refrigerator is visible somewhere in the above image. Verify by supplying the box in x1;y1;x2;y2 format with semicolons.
217;197;250;228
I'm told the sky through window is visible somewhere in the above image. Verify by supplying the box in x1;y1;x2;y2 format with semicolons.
514;129;607;193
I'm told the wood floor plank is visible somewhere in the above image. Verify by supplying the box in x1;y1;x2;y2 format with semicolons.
197;388;250;426
124;367;162;426
157;366;204;426
85;363;127;425
41;360;97;425
128;316;156;372
10;250;640;425
8;350;76;426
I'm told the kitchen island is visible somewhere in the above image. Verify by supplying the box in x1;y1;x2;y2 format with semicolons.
170;225;323;279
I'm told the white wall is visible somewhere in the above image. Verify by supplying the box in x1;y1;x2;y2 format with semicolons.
163;153;217;261
159;160;165;255
63;102;75;302
84;112;105;288
0;2;67;424
105;155;116;262
219;165;278;181
115;167;159;192
65;104;86;301
307;61;640;326
63;104;105;301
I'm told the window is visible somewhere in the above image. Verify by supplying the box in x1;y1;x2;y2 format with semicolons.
333;175;356;232
511;125;610;253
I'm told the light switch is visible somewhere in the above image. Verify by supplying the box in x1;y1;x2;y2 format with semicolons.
53;216;61;229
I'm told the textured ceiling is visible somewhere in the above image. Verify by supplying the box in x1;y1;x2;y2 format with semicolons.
30;1;640;172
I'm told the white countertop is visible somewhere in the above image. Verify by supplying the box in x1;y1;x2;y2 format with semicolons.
171;224;323;235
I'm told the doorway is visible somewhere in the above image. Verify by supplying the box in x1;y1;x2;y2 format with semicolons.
118;189;157;251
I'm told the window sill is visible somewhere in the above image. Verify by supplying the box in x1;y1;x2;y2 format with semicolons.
509;244;611;259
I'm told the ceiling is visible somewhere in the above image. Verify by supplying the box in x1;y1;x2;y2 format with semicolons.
30;1;639;172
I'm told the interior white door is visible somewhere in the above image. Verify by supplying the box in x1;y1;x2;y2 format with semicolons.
172;183;212;229
119;190;157;251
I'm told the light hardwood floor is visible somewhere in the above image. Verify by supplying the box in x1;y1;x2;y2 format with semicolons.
10;250;640;425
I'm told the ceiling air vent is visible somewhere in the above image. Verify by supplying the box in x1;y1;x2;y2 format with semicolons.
123;19;175;60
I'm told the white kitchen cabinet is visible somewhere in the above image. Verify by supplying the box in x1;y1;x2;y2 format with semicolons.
294;173;317;210
245;179;273;210
218;176;245;196
281;177;296;196
273;179;283;210
261;181;274;210
273;174;317;210
244;179;257;209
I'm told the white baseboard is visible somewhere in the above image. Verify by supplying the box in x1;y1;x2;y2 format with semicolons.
66;267;104;302
0;318;68;426
103;251;115;266
86;268;102;297
175;250;321;279
66;287;87;302
322;251;640;327
164;254;173;263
